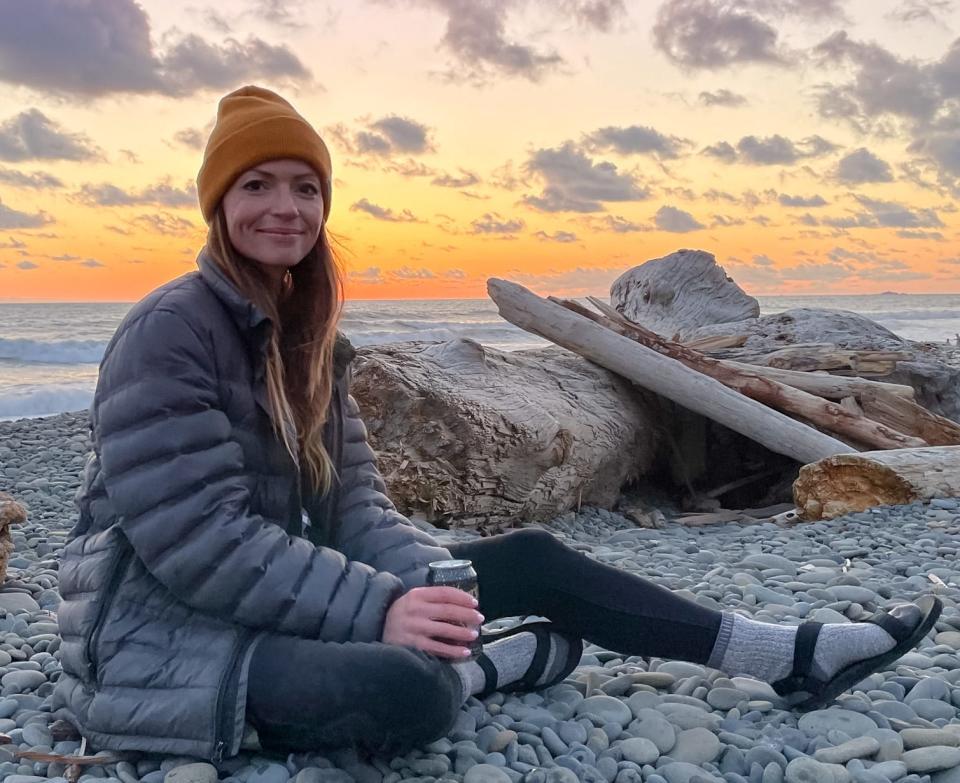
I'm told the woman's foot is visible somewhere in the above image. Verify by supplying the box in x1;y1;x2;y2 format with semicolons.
453;621;583;699
708;595;942;711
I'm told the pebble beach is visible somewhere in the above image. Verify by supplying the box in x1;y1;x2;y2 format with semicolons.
2;412;960;783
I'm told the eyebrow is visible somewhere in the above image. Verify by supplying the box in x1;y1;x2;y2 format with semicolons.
247;169;320;181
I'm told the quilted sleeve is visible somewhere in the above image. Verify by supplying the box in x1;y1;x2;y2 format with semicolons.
94;306;402;642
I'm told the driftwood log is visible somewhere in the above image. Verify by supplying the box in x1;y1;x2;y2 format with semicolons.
794;447;960;520
0;493;25;581
487;278;851;464
350;338;659;530
610;249;759;340
557;296;931;451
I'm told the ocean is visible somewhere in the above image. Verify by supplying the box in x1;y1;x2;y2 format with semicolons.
1;294;958;421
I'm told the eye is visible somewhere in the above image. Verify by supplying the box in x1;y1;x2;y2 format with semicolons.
298;182;320;196
242;179;266;191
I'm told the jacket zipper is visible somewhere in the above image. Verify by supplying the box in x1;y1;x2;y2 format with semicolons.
86;543;133;683
213;629;254;763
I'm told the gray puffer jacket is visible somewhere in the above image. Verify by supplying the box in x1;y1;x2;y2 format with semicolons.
51;251;450;761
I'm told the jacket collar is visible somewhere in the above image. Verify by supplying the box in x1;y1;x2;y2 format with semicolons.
197;248;355;381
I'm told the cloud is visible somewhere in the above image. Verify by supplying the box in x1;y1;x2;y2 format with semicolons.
710;214;746;227
886;0;954;26
508;264;624;296
16;260;39;270
391;265;436;279
81;259;105;268
702;141;738;162
583;214;648;233
522;142;650;212
852;195;944;228
652;0;789;71
584;125;688;158
173;127;207;150
654;205;705;232
470;213;525;234
0;237;26;249
76;180;198;208
699;88;748;107
533;230;578;242
0;199;53;229
737;134;838;165
348;266;383;284
896;229;945;240
432;170;480;187
332;116;434;158
0;167;63;189
834;148;895;183
374;0;625;84
0;0;311;97
350;198;421;222
779;193;828;207
0;110;99;162
130;212;198;236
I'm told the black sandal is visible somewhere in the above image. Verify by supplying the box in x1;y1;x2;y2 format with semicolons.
772;594;942;711
476;621;583;698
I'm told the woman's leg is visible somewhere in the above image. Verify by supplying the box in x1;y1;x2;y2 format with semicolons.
449;528;722;663
246;634;463;756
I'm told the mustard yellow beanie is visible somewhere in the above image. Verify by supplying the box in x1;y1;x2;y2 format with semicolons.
197;85;332;224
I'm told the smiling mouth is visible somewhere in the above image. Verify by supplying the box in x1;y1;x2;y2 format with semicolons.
258;229;302;235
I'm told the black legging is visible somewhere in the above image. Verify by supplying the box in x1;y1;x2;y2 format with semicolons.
246;528;724;756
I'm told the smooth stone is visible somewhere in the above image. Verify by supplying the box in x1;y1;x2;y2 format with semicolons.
245;763;290;783
935;632;960;649
490;731;518;754
784;757;841;783
655;662;706;680
912;699;957;721
825;586;876;603
0;670;45;693
706;688;747;711
463;764;512;783
20;723;52;747
656;704;721;731
669;728;721;764
0;595;40;614
618;738;659;765
658;761;721;783
812;737;880;764
798;710;877;737
902;746;960;773
902;729;960;749
867;761;907;780
628;710;676;753
576;696;632;727
906;679;951;704
164;764;219;783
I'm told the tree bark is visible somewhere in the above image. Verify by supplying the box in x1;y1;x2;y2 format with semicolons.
350;339;660;531
793;447;960;520
487;278;852;464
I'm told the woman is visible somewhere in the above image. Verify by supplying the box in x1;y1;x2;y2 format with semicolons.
52;86;941;762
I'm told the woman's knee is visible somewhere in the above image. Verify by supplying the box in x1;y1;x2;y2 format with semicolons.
502;527;566;560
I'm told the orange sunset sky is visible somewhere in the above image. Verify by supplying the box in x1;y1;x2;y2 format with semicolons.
1;0;960;301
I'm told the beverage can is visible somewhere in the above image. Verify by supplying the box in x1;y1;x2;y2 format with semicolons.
427;559;482;660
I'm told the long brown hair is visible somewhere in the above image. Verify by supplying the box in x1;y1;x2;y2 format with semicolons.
207;206;344;495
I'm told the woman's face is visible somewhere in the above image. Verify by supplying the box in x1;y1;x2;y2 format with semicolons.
222;158;324;280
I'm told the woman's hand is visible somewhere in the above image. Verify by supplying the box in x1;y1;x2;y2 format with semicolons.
382;586;484;659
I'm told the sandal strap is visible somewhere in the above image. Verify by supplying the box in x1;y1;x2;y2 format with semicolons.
517;625;552;690
477;653;499;697
866;611;913;643
774;621;823;696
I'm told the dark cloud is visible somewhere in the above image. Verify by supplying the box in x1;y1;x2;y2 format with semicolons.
710;214;746;226
835;148;895;183
522;142;650;213
432;170;480;187
896;229;946;240
852;195;944;228
391;266;436;279
332;116;434;157
350;198;420;222
0;0;311;97
81;259;105;268
76;180;197;208
699;89;748;107
0;237;26;249
652;0;788;71
130;213;199;236
736;134;838;165
654;205;704;232
373;0;624;84
886;0;954;25
779;193;828;207
533;230;578;242
584;125;688;159
470;213;525;234
0;110;99;162
582;214;648;233
0;199;52;229
173;127;207;150
702;141;738;162
16;260;39;270
0;167;63;189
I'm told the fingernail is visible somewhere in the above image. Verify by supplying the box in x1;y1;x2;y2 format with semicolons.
472;598;479;607
462;649;472;657
476;613;485;623
470;630;479;639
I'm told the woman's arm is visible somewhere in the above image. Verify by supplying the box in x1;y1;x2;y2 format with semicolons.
94;306;403;642
331;392;452;588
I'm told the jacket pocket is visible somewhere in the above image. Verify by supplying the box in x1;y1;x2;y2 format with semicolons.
85;537;134;684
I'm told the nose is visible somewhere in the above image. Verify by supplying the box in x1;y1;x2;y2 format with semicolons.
269;184;299;218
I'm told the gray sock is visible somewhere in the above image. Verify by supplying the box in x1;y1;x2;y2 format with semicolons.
453;631;570;698
708;606;918;684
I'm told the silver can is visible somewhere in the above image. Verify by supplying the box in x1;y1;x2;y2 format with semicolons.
427;559;482;660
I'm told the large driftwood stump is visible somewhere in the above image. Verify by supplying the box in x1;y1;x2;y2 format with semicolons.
0;494;25;581
794;446;960;520
610;249;759;340
350;339;660;530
